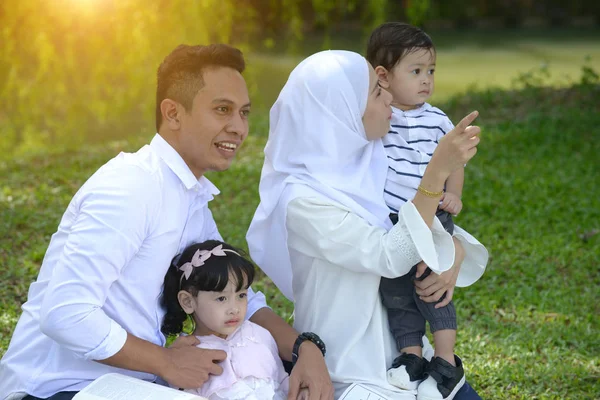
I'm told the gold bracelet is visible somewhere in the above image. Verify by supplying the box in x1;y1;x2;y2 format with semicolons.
417;185;444;198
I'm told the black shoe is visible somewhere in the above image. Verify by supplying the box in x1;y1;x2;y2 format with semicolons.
387;353;427;390
418;355;465;400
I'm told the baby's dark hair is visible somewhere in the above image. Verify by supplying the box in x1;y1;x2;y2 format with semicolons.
366;22;435;71
161;240;255;336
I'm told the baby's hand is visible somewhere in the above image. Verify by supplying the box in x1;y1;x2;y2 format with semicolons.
440;192;463;216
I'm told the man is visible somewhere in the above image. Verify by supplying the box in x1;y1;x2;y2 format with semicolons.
0;44;332;400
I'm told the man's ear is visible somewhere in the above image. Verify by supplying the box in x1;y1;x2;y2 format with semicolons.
177;290;195;314
161;99;181;130
374;66;391;89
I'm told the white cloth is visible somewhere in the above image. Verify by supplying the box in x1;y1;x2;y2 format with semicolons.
247;50;392;301
383;103;455;212
209;377;287;400
286;197;487;399
0;134;268;400
185;321;288;400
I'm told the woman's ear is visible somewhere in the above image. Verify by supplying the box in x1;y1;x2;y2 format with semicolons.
177;290;195;314
374;66;391;89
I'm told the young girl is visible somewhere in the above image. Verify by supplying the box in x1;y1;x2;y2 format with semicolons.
161;240;290;400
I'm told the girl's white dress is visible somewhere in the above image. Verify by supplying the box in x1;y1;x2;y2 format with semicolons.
186;321;289;400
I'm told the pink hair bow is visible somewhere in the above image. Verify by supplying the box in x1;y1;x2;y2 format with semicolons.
179;244;238;280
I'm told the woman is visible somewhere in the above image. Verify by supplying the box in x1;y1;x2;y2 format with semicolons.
247;50;487;399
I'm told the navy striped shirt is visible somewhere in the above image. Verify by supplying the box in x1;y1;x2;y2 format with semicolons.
383;103;454;212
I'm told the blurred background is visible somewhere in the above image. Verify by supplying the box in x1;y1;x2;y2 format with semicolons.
1;0;599;155
1;1;599;398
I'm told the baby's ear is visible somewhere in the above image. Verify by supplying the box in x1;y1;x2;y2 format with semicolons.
374;66;391;88
177;290;195;314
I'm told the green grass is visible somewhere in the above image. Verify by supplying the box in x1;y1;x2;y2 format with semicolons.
2;82;599;399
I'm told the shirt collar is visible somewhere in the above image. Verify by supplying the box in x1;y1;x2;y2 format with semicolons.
150;134;220;196
392;102;429;117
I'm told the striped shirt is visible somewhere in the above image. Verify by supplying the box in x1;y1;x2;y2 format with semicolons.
383;103;454;212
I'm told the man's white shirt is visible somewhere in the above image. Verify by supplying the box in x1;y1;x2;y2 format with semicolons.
0;134;268;400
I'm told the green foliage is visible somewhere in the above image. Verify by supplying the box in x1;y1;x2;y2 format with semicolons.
580;56;600;86
1;0;400;155
511;63;553;89
426;0;599;26
0;0;258;155
361;0;389;33
405;0;432;27
511;57;600;90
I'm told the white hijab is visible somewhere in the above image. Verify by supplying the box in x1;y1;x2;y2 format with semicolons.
246;50;392;301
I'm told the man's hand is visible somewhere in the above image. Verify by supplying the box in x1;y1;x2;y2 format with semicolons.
288;341;334;400
160;335;227;389
440;192;463;216
297;388;310;400
414;238;465;308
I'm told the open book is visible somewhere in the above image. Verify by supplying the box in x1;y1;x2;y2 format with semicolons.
72;373;207;400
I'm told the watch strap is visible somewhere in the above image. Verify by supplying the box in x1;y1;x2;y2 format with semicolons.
292;332;326;366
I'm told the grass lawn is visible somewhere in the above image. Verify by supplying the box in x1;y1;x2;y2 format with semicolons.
1;82;599;399
1;30;600;399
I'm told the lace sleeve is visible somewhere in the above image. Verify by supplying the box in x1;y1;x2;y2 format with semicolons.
394;200;456;274
388;217;421;266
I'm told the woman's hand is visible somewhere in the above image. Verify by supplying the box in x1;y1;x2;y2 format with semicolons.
414;237;465;308
428;111;481;179
288;341;334;400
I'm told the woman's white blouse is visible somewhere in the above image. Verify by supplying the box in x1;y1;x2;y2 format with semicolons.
286;197;487;399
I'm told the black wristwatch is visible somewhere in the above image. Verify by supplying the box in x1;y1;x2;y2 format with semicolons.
292;332;326;366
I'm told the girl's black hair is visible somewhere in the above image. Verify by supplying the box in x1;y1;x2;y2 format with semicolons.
366;22;435;71
160;240;255;336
